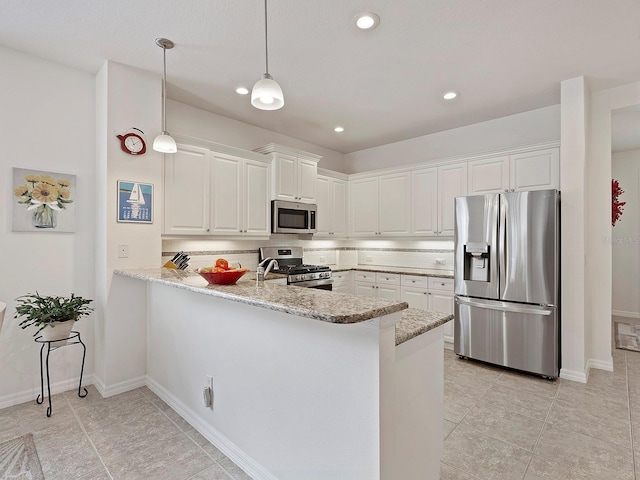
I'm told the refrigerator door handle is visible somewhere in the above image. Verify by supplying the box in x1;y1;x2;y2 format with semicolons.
456;297;553;316
498;196;507;298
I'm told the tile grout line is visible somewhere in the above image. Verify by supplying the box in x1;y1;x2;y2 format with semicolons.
64;394;115;480
138;387;241;480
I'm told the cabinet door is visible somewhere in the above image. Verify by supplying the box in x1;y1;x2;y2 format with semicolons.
315;175;331;236
273;153;298;201
377;284;401;300
509;148;559;191
379;173;411;236
349;178;379;236
244;159;270;235
211;154;242;234
354;281;377;298
429;291;454;344
467;156;510;194
411;168;438;236
297;158;318;203
438;163;468;236
331;178;348;237
164;145;211;235
401;287;429;309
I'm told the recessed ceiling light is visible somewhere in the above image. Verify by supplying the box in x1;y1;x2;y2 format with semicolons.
353;12;380;30
443;91;457;100
334;126;345;133
235;87;249;95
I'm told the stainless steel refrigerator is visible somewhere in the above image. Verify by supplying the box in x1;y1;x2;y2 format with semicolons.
453;189;560;378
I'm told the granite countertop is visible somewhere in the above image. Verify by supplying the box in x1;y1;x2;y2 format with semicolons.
114;268;408;325
395;308;453;346
330;265;454;279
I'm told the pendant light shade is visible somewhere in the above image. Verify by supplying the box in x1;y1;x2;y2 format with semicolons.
153;38;177;153
252;73;284;110
251;0;284;111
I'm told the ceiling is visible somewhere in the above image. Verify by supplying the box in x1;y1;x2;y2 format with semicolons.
2;0;640;154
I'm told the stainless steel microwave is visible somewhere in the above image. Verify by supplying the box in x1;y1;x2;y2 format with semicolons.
271;200;316;234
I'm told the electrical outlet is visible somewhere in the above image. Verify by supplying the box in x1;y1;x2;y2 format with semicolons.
118;245;129;258
319;256;326;263
205;375;214;409
435;258;446;265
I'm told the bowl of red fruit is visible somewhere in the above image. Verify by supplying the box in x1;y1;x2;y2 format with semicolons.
195;258;249;285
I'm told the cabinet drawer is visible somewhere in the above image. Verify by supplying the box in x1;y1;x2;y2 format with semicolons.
354;271;376;283
375;273;401;285
428;277;454;291
401;275;428;288
332;271;352;284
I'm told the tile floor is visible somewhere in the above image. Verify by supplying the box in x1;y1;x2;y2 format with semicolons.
1;343;638;479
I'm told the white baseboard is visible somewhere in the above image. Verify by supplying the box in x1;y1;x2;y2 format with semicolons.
612;310;640;319
93;375;146;398
146;377;278;480
559;367;587;383
0;374;95;410
587;357;614;372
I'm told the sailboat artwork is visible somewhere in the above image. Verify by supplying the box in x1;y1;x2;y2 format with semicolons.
117;180;153;223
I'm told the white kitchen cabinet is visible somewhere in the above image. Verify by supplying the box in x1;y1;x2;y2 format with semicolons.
211;154;271;236
331;270;353;294
411;168;438;236
353;271;401;300
438;163;467;237
349;173;411;237
316;173;348;237
164;144;211;235
349;177;379;236
164;142;270;237
509;148;559;192
254;144;322;203
409;164;466;237
467;148;559;194
401;275;454;345
467;156;510;195
427;277;455;345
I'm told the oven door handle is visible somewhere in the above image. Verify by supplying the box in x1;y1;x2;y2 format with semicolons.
289;278;333;288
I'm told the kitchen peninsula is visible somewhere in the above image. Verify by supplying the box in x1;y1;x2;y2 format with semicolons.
108;268;451;480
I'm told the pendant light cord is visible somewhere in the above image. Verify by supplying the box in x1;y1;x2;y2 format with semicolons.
264;0;269;74
162;45;167;131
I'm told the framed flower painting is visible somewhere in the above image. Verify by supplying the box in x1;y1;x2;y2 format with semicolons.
12;168;77;232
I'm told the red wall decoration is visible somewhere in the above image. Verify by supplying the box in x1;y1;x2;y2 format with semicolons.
612;179;626;227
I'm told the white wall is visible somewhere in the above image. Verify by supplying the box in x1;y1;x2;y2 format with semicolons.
612;150;640;318
344;105;560;173
167;100;345;172
0;45;96;406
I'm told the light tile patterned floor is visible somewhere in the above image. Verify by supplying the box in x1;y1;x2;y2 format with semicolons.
441;345;640;480
1;344;638;479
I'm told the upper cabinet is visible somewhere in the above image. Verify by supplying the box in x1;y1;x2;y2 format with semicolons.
164;139;271;236
410;164;467;237
253;144;322;203
349;172;411;237
467;148;559;195
316;172;348;237
164;144;211;235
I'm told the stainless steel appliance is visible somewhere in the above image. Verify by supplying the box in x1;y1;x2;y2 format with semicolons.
271;200;317;234
454;189;560;378
259;247;332;290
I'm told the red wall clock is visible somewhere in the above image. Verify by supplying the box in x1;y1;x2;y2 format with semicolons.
117;128;147;155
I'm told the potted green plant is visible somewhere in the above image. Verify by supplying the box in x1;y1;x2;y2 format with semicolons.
15;292;93;343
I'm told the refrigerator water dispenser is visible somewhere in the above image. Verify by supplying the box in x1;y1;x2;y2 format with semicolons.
464;243;490;282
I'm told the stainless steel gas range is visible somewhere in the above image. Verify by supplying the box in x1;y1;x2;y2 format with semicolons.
258;247;332;290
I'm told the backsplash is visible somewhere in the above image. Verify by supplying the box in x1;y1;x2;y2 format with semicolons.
162;237;453;271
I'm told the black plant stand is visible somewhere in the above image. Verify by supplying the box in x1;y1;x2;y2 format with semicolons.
34;331;88;417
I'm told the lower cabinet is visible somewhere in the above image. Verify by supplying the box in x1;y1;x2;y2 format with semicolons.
353;272;401;300
401;275;455;345
331;271;353;294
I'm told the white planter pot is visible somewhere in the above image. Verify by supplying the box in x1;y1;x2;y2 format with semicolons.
40;320;75;346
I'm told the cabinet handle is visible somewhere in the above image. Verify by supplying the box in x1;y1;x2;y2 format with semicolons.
206;228;210;232
504;189;509;192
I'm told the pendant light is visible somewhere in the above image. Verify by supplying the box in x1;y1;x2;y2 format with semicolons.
251;0;284;110
153;38;177;153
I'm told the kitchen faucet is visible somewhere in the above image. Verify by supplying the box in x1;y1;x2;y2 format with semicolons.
258;257;279;278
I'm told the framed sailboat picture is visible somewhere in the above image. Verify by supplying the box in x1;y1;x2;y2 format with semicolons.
117;180;153;223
